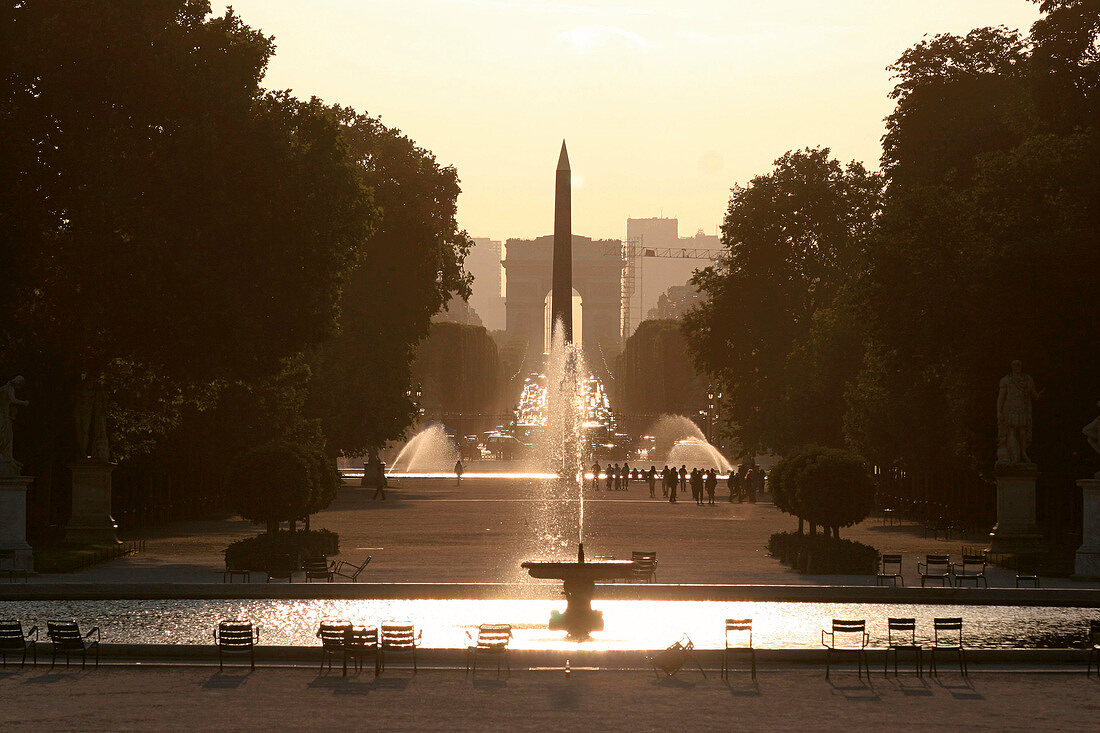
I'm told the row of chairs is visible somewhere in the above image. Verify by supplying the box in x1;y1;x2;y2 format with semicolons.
876;553;1038;588
223;555;371;584
0;620;99;668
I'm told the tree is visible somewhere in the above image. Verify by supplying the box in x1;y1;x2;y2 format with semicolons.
771;445;874;539
226;443;314;534
309;110;472;457
411;322;502;419
683;148;882;455
614;319;706;422
0;1;375;485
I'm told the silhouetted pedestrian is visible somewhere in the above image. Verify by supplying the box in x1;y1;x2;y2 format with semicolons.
705;469;717;505
591;462;601;490
648;465;657;497
454;459;464;487
622;462;630;491
690;468;703;504
679;465;688;493
662;465;671;497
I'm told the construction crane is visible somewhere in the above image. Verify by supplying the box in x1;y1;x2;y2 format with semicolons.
605;239;725;339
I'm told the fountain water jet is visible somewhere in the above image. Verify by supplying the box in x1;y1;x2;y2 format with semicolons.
649;414;732;472
389;423;458;473
520;142;634;639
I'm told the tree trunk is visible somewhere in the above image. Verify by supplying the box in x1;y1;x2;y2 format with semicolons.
809;522;817;536
266;519;278;534
290;519;297;533
304;514;311;532
798;517;804;535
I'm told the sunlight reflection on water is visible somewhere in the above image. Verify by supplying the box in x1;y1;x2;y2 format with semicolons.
2;599;1095;649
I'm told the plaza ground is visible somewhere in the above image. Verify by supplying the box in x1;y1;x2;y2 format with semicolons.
0;665;1097;731
37;475;1094;588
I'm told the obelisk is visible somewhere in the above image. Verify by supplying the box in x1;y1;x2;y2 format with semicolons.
552;140;573;343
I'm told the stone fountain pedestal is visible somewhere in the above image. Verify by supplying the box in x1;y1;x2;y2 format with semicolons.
65;460;119;544
1074;479;1100;580
522;546;635;639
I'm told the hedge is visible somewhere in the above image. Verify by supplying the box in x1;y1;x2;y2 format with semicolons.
224;529;340;571
768;531;879;575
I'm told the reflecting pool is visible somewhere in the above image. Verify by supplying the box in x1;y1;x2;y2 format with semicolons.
2;599;1096;649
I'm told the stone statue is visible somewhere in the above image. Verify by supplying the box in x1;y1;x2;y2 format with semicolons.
73;377;109;461
997;360;1042;466
0;376;29;475
1085;400;1100;479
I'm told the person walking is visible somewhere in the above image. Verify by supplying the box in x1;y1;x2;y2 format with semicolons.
668;468;678;503
606;464;615;491
679;465;688;494
689;468;702;505
705;469;717;505
621;462;630;491
454;459;464;487
647;465;657;498
372;461;388;501
591;462;601;490
727;469;736;502
661;465;670;497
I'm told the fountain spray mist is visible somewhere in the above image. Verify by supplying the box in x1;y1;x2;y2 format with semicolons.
527;318;589;556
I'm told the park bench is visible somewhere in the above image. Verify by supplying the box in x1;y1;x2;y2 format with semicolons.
631;551;658;583
721;619;755;680
0;619;37;667
214;619;258;671
822;619;869;679
951;554;988;588
929;617;967;676
303;556;333;583
875;553;904;587
46;620;99;669
343;625;379;676
316;621;352;673
378;622;421;674
648;635;706;679
1087;620;1100;677
917;554;951;587
884;617;922;677
332;556;371;582
465;623;512;678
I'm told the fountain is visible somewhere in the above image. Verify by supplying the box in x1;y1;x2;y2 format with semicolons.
520;141;634;639
650;414;732;472
389;423;458;473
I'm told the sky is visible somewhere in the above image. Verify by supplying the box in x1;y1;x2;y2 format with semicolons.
218;1;1041;242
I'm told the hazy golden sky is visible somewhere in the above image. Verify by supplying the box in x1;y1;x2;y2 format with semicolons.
219;1;1040;242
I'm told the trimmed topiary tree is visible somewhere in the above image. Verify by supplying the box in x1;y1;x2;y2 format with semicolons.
227;442;315;534
300;448;342;530
771;445;874;538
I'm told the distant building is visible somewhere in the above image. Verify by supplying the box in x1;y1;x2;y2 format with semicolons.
502;234;624;365
467;237;506;331
624;218;719;337
647;282;706;321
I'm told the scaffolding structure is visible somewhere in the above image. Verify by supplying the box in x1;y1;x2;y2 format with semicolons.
607;239;724;339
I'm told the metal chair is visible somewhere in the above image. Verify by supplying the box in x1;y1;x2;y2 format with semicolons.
917;554;951;587
721;619;755;680
951;554;988;588
631;551;658;583
265;554;296;583
303;556;333;583
1015;557;1039;588
465;623;512;678
929;617;967;676
316;620;351;673
222;557;251;583
343;626;379;677
46;620;100;669
648;635;706;679
876;554;904;587
379;622;421;674
884;618;922;677
332;556;371;582
1087;620;1100;677
822;619;869;679
214;619;258;671
0;619;37;666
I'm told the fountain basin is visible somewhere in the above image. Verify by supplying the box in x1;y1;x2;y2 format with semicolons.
521;559;635;638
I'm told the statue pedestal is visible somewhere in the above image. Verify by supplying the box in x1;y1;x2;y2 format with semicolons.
0;475;34;572
987;463;1045;554
1073;479;1100;580
65;461;119;544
